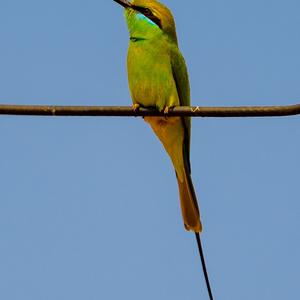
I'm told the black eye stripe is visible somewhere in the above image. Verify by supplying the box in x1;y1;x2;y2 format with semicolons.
132;5;162;29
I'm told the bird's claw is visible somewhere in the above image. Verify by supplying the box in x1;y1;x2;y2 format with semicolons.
132;104;140;112
164;106;170;114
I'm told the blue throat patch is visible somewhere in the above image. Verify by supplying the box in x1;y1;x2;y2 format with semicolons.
135;12;158;27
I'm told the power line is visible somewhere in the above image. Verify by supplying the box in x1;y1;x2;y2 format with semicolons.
0;103;299;117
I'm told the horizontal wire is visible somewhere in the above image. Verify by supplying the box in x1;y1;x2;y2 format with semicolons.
0;103;299;117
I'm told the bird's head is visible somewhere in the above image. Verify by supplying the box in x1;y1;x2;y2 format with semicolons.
113;0;178;44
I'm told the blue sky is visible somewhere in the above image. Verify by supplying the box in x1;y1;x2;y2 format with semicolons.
0;0;299;299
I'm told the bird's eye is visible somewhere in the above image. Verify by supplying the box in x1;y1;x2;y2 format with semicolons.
136;6;152;16
143;8;152;15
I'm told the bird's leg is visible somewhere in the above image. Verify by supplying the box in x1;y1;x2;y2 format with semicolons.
163;105;174;119
163;106;170;114
132;103;140;112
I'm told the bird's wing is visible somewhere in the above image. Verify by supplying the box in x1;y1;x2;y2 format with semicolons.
170;45;192;172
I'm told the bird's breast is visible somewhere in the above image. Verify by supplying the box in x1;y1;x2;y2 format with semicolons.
127;41;179;111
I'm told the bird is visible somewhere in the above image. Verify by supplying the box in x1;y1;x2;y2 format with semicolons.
112;3;214;298
113;0;202;233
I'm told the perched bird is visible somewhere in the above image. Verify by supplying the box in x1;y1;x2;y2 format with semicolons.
114;0;202;232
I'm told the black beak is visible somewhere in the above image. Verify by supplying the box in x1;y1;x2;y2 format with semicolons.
113;0;132;9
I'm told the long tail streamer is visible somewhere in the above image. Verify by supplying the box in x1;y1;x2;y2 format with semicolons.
195;233;214;300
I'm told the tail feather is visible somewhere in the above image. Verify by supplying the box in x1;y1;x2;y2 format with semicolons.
143;116;202;232
177;169;202;232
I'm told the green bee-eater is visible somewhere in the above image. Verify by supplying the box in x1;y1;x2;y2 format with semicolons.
114;0;202;232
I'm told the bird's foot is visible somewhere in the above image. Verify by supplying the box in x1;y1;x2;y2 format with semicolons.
132;103;140;112
163;106;170;114
163;106;174;119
